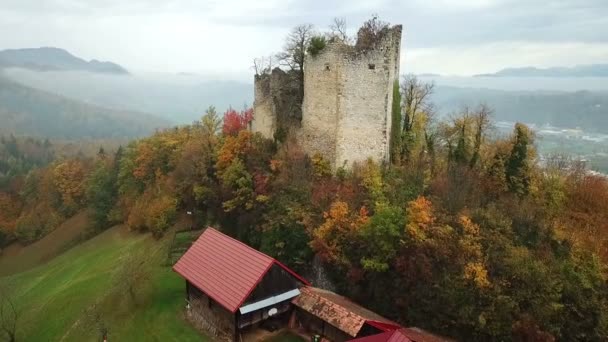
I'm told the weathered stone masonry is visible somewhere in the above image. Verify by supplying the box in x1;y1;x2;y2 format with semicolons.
252;25;402;169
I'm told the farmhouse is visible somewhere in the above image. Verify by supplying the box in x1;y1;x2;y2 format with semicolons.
173;228;309;341
173;228;451;342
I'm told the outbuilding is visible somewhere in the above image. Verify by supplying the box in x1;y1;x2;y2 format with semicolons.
291;286;401;341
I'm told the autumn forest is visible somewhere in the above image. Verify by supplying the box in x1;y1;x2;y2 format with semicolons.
1;73;608;341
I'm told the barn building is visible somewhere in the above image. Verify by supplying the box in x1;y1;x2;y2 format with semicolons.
173;228;309;341
291;286;401;341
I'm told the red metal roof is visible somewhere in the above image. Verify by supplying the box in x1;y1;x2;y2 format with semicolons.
173;227;309;313
348;328;453;342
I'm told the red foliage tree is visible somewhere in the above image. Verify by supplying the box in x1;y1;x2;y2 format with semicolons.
222;108;253;136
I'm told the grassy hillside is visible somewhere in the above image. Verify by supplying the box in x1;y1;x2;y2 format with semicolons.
0;75;169;139
0;211;91;276
0;225;205;341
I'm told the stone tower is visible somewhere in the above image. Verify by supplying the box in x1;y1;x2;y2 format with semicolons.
252;24;402;169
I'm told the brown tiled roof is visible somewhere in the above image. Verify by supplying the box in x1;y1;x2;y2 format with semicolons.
292;286;401;337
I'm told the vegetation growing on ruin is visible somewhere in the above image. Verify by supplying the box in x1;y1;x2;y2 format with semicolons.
307;36;327;57
390;80;402;163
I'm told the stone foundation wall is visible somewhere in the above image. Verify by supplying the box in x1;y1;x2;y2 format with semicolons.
188;295;234;341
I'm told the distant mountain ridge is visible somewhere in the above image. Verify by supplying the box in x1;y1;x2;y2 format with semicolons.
0;47;128;74
0;75;168;139
476;64;608;77
2;68;253;123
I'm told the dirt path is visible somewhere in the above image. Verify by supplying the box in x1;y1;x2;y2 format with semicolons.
0;210;91;276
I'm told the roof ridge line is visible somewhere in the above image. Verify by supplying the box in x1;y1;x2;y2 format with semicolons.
205;227;273;261
206;227;310;285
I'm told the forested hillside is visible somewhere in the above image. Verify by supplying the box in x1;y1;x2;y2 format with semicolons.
0;75;168;139
1;99;607;341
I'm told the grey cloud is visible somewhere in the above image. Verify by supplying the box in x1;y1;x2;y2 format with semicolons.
201;0;608;47
0;0;214;15
393;0;608;47
0;0;606;75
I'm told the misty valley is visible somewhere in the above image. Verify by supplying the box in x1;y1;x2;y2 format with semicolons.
1;9;608;342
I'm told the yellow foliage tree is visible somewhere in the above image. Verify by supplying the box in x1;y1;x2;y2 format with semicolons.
53;160;87;214
216;130;252;172
459;214;490;288
311;200;368;265
405;196;434;242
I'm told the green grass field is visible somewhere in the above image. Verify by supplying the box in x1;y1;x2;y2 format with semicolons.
0;225;205;341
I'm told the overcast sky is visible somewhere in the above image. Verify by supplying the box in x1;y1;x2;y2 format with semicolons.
1;0;607;80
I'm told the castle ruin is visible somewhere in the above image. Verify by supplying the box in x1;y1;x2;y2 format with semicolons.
252;23;402;168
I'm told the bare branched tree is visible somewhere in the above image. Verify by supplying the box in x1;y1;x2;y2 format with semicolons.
113;252;150;305
0;286;18;342
276;24;314;76
470;104;494;167
275;24;315;107
400;75;435;161
82;304;108;341
329;17;351;44
401;75;435;134
356;14;389;50
252;55;274;76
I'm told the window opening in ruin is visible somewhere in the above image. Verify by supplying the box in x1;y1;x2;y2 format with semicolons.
325;64;330;71
368;64;376;70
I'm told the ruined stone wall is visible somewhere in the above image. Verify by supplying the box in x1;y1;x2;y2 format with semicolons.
252;73;276;139
252;25;402;169
335;26;401;167
300;25;402;168
297;45;346;165
252;68;302;140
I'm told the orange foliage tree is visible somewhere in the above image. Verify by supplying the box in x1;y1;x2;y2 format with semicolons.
311;200;368;265
53;160;88;214
0;192;21;240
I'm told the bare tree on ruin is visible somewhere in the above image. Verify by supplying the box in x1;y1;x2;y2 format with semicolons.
329;17;352;44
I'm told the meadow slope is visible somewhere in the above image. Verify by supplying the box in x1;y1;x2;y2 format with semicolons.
0;225;205;341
